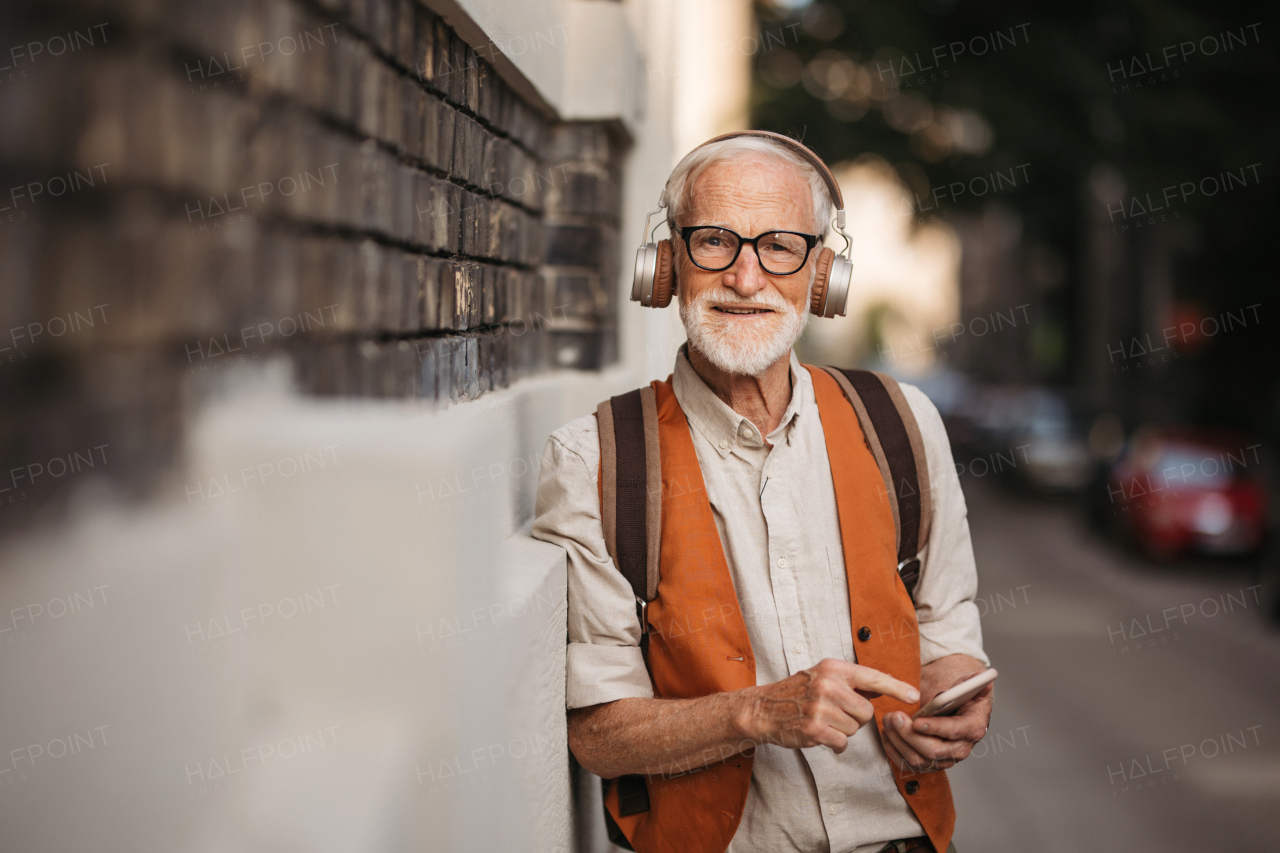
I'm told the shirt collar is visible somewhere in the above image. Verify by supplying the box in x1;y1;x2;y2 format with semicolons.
672;343;811;458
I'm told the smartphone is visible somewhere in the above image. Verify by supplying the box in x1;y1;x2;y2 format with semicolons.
911;668;997;719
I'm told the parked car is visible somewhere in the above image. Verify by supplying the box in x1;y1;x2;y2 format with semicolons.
1009;391;1093;492
1102;426;1268;561
935;382;1091;493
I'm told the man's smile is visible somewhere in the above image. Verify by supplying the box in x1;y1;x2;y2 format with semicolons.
711;305;775;315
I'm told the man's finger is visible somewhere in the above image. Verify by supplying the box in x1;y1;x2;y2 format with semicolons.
814;725;850;754
914;705;987;740
827;681;877;729
947;670;989;690
880;730;911;772
846;665;920;706
894;726;966;762
818;701;863;738
883;722;951;772
888;713;967;762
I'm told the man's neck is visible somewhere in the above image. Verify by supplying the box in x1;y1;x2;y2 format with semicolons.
686;344;794;441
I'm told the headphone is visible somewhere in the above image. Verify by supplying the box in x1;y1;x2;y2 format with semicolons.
631;130;853;319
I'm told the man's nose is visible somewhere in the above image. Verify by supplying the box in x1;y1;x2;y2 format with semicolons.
722;244;768;297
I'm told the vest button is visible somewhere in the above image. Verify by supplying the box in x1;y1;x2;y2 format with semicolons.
905;780;920;794
857;626;871;641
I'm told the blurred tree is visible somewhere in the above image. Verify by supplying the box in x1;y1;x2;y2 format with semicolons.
750;0;1277;432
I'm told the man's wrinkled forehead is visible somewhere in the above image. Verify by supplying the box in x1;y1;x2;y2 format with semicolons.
683;157;815;231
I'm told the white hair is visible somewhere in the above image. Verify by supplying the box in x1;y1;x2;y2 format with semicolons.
659;136;834;236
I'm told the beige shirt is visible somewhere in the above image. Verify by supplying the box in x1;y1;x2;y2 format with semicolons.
532;345;987;853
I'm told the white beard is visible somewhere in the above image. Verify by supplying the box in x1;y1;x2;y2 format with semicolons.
678;282;811;377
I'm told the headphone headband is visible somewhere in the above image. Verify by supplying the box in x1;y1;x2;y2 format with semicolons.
698;130;844;212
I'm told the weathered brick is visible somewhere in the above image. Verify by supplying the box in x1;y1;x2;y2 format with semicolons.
413;5;439;86
390;160;416;243
393;0;417;69
545;224;601;267
418;91;443;168
331;35;364;127
417;255;441;330
402;78;425;158
0;0;624;536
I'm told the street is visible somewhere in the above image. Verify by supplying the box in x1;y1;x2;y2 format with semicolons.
947;478;1280;851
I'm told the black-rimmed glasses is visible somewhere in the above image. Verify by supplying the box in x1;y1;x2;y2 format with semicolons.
679;226;820;275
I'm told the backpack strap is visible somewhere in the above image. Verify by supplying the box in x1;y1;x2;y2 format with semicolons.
595;386;662;835
821;367;932;599
596;385;663;603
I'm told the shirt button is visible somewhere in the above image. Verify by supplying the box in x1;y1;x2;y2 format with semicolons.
719;439;729;449
794;642;804;654
777;558;787;568
828;804;837;815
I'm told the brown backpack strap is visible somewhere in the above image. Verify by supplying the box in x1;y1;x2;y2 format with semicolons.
822;367;932;599
596;386;662;602
596;387;663;830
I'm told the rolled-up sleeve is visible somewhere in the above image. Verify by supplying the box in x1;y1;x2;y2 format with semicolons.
531;415;655;709
901;385;990;668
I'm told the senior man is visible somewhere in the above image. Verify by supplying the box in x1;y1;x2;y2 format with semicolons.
532;133;991;853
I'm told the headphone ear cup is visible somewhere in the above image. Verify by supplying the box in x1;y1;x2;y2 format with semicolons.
651;239;676;308
810;247;835;316
632;243;656;305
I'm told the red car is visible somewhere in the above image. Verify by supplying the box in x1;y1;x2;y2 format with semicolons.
1105;427;1267;560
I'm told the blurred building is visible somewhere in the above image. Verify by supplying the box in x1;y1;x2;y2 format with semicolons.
0;0;753;850
797;155;961;375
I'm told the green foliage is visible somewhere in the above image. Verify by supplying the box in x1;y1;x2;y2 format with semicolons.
751;0;1277;424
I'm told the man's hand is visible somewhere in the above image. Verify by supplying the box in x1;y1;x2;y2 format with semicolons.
880;654;993;774
734;659;920;754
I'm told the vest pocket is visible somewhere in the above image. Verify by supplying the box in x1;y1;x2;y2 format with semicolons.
827;546;855;663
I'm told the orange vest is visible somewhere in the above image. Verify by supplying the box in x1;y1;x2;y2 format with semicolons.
599;365;955;853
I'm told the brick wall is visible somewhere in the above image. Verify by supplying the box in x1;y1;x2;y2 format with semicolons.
0;0;625;533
